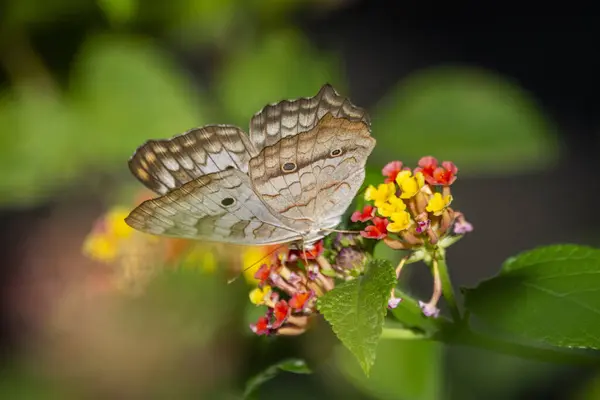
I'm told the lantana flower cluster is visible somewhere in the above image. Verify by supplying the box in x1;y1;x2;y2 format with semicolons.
248;232;375;336
248;241;336;336
354;156;472;248
352;156;472;317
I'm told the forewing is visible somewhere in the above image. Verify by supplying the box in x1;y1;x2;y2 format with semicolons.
125;169;301;245
248;113;376;229
249;84;370;150
129;125;259;195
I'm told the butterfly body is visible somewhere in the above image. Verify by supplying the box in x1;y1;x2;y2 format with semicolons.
125;84;376;248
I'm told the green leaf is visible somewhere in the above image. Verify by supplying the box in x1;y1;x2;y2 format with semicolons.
216;30;343;127
371;66;559;174
97;0;138;25
137;0;238;44
317;259;397;375
463;244;600;350
71;34;211;168
243;358;311;399
0;86;79;206
335;339;442;400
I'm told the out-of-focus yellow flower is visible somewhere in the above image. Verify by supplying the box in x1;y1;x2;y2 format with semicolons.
396;171;425;198
387;211;412;233
84;201;284;297
365;182;396;208
202;252;217;272
83;207;135;263
83;235;117;262
106;208;135;238
426;193;453;216
249;285;272;305
180;246;218;273
242;246;272;285
377;194;407;217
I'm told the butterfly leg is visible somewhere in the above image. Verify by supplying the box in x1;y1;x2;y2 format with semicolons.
299;238;310;266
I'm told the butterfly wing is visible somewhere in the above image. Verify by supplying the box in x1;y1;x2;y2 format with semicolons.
125;168;302;245
248;113;376;232
126;84;374;244
249;84;370;150
129;125;259;195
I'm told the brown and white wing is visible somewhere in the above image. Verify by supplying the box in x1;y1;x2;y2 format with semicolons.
249;84;371;150
125;168;301;245
128;125;258;195
248;113;376;231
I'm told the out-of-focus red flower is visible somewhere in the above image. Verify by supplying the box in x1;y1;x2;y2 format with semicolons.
360;217;388;240
164;239;193;265
351;205;376;223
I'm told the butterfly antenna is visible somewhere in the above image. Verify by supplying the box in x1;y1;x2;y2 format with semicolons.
323;228;362;234
301;238;309;265
227;244;286;284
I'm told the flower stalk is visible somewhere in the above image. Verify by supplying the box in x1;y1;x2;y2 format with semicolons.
388;256;408;309
434;253;461;323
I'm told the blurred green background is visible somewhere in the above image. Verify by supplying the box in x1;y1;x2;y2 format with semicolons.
1;1;598;399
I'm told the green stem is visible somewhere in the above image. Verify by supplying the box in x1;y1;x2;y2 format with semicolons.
440;324;600;366
382;324;600;365
433;254;462;323
381;327;426;340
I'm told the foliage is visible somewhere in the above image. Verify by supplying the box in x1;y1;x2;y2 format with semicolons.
317;243;600;385
216;29;343;127
0;2;559;206
317;259;397;375
464;245;600;349
243;358;311;399
371;66;559;174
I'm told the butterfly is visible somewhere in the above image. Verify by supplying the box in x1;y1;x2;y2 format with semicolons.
124;84;376;249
